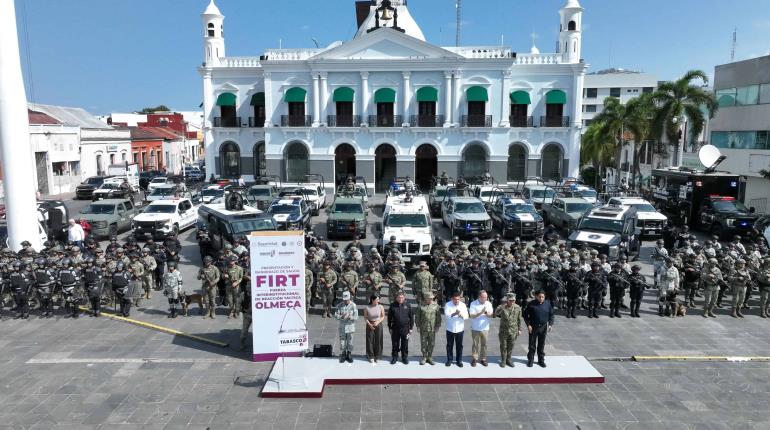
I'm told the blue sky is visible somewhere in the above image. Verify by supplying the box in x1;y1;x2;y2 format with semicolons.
16;0;770;115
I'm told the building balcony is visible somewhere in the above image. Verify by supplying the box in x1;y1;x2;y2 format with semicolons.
461;115;493;127
327;115;361;127
214;117;241;128
509;115;534;128
621;162;630;171
280;115;312;127
540;116;570;128
248;117;265;128
368;115;403;128
653;142;668;155
409;115;445;127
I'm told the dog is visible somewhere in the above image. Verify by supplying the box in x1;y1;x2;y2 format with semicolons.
676;303;687;317
180;292;205;316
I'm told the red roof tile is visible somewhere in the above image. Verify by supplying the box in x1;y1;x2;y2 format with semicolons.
28;109;61;125
129;126;184;141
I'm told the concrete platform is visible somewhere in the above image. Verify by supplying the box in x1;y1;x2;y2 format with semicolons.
261;355;604;398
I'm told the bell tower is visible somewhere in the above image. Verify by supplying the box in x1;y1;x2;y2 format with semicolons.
202;0;225;67
559;0;583;63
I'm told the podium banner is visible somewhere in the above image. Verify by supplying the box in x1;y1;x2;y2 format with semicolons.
249;231;307;362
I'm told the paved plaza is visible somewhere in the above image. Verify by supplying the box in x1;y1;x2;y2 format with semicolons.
1;195;770;429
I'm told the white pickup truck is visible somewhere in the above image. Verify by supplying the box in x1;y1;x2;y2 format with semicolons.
132;198;198;239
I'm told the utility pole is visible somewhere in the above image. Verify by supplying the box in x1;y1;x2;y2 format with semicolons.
0;0;43;251
455;0;461;47
730;28;737;62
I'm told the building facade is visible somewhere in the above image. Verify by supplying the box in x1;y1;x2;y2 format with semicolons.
708;55;770;213
199;0;587;191
28;109;82;195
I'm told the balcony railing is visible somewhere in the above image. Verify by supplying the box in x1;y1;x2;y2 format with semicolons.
368;115;403;128
540;116;570;127
214;117;241;128
653;142;668;155
327;115;361;127
280;115;312;127
461;115;492;127
409;115;445;127
248;117;265;128
509;115;534;128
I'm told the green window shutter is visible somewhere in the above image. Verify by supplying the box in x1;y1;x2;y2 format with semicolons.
546;89;567;104
510;90;531;105
415;87;438;102
250;92;265;106
374;88;396;104
466;86;489;102
216;92;237;106
333;87;355;102
284;87;307;103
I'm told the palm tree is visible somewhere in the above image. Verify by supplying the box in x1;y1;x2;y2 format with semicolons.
591;96;648;186
580;123;615;190
652;70;718;165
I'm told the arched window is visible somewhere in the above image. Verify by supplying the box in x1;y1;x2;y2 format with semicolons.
568;20;577;31
545;90;567;127
220;142;241;178
254;142;266;177
541;144;563;181
215;93;238;127
465;86;489;127
373;88;396;127
462;144;487;177
207;23;215;37
507;145;527;181
285;142;309;182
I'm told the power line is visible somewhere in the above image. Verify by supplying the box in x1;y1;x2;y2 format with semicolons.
20;0;35;103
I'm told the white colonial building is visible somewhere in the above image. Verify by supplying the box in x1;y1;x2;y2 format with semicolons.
200;0;588;191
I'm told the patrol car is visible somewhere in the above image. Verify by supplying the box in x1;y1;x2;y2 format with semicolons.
607;196;668;239
489;196;544;239
145;184;179;202
522;185;557;210
197;203;275;251
380;198;433;267
201;185;226;204
132;198;198;239
566;205;641;261
441;196;493;239
266;198;312;231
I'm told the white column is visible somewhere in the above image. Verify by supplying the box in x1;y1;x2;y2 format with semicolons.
263;72;273;127
402;71;411;126
0;0;42;251
443;72;453;127
453;71;463;126
500;70;512;127
320;72;328;126
360;72;369;126
312;74;321;127
202;70;216;176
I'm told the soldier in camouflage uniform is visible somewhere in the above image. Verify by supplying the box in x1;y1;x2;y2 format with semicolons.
305;266;314;309
197;256;220;319
728;259;751;318
412;261;435;306
128;253;145;307
361;262;382;298
702;258;724;318
339;262;359;299
223;257;244;319
141;248;157;299
163;262;184;318
495;292;522;367
319;261;338;318
334;291;358;363
758;256;770;318
417;292;441;365
385;264;406;304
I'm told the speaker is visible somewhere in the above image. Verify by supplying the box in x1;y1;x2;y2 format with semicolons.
312;344;332;357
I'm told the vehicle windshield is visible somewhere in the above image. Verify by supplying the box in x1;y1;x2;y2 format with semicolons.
629;203;657;212
202;189;224;197
303;189;318;196
100;184;119;190
479;191;495;198
455;202;486;213
576;190;597;199
150;188;176;196
385;214;429;227
579;217;624;233
331;204;364;214
249;188;272;197
566;203;593;213
150;178;166;183
231;219;275;234
530;189;556;199
85;177;103;185
143;205;176;214
269;204;300;215
434;189;447;198
504;204;537;215
81;204;115;215
713;199;748;212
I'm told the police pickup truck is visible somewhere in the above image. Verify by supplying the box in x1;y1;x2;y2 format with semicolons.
607;196;668;240
266;198;312;231
380;197;433;267
132;198;197;239
441;196;493;239
566;205;641;261
489;196;544;239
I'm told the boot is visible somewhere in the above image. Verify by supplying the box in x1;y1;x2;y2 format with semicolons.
658;306;664;317
171;306;177;319
708;307;717;318
731;308;737;318
761;309;767;318
609;307;615;318
339;353;346;363
702;307;709;318
592;309;599;318
209;308;215;319
614;308;621;318
635;302;642;318
347;352;354;363
570;307;576;319
737;309;744;318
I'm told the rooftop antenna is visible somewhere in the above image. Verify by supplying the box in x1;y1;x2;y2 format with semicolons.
455;0;461;47
311;38;320;48
730;27;737;61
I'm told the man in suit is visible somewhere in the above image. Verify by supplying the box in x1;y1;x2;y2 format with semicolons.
523;290;554;368
387;292;414;365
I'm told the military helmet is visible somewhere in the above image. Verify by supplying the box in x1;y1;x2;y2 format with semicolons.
631;264;641;271
203;256;213;264
21;241;31;247
142;247;150;254
733;235;742;241
34;257;45;266
590;262;600;268
168;262;177;270
389;235;397;241
656;239;664;245
12;261;21;269
452;236;459;242
62;258;72;267
116;261;125;271
708;258;718;265
736;259;746;266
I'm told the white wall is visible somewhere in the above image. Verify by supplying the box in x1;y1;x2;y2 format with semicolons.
28;124;81;195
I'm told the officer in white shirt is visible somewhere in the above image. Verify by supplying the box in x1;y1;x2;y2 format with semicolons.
444;291;469;367
469;290;494;367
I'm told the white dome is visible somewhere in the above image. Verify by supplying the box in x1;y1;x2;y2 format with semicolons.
203;0;222;16
563;0;582;9
530;44;540;55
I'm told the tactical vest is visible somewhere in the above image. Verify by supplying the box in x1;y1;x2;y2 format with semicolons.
59;270;77;286
84;269;99;284
112;273;129;288
35;269;53;285
10;273;27;289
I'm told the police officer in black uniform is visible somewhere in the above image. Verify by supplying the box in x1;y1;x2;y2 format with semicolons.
83;258;103;317
563;262;584;319
584;262;607;318
627;264;647;318
607;263;629;318
34;257;56;318
9;261;32;319
112;262;132;317
58;259;81;318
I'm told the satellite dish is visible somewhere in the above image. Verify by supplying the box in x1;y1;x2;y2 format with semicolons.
699;145;726;172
